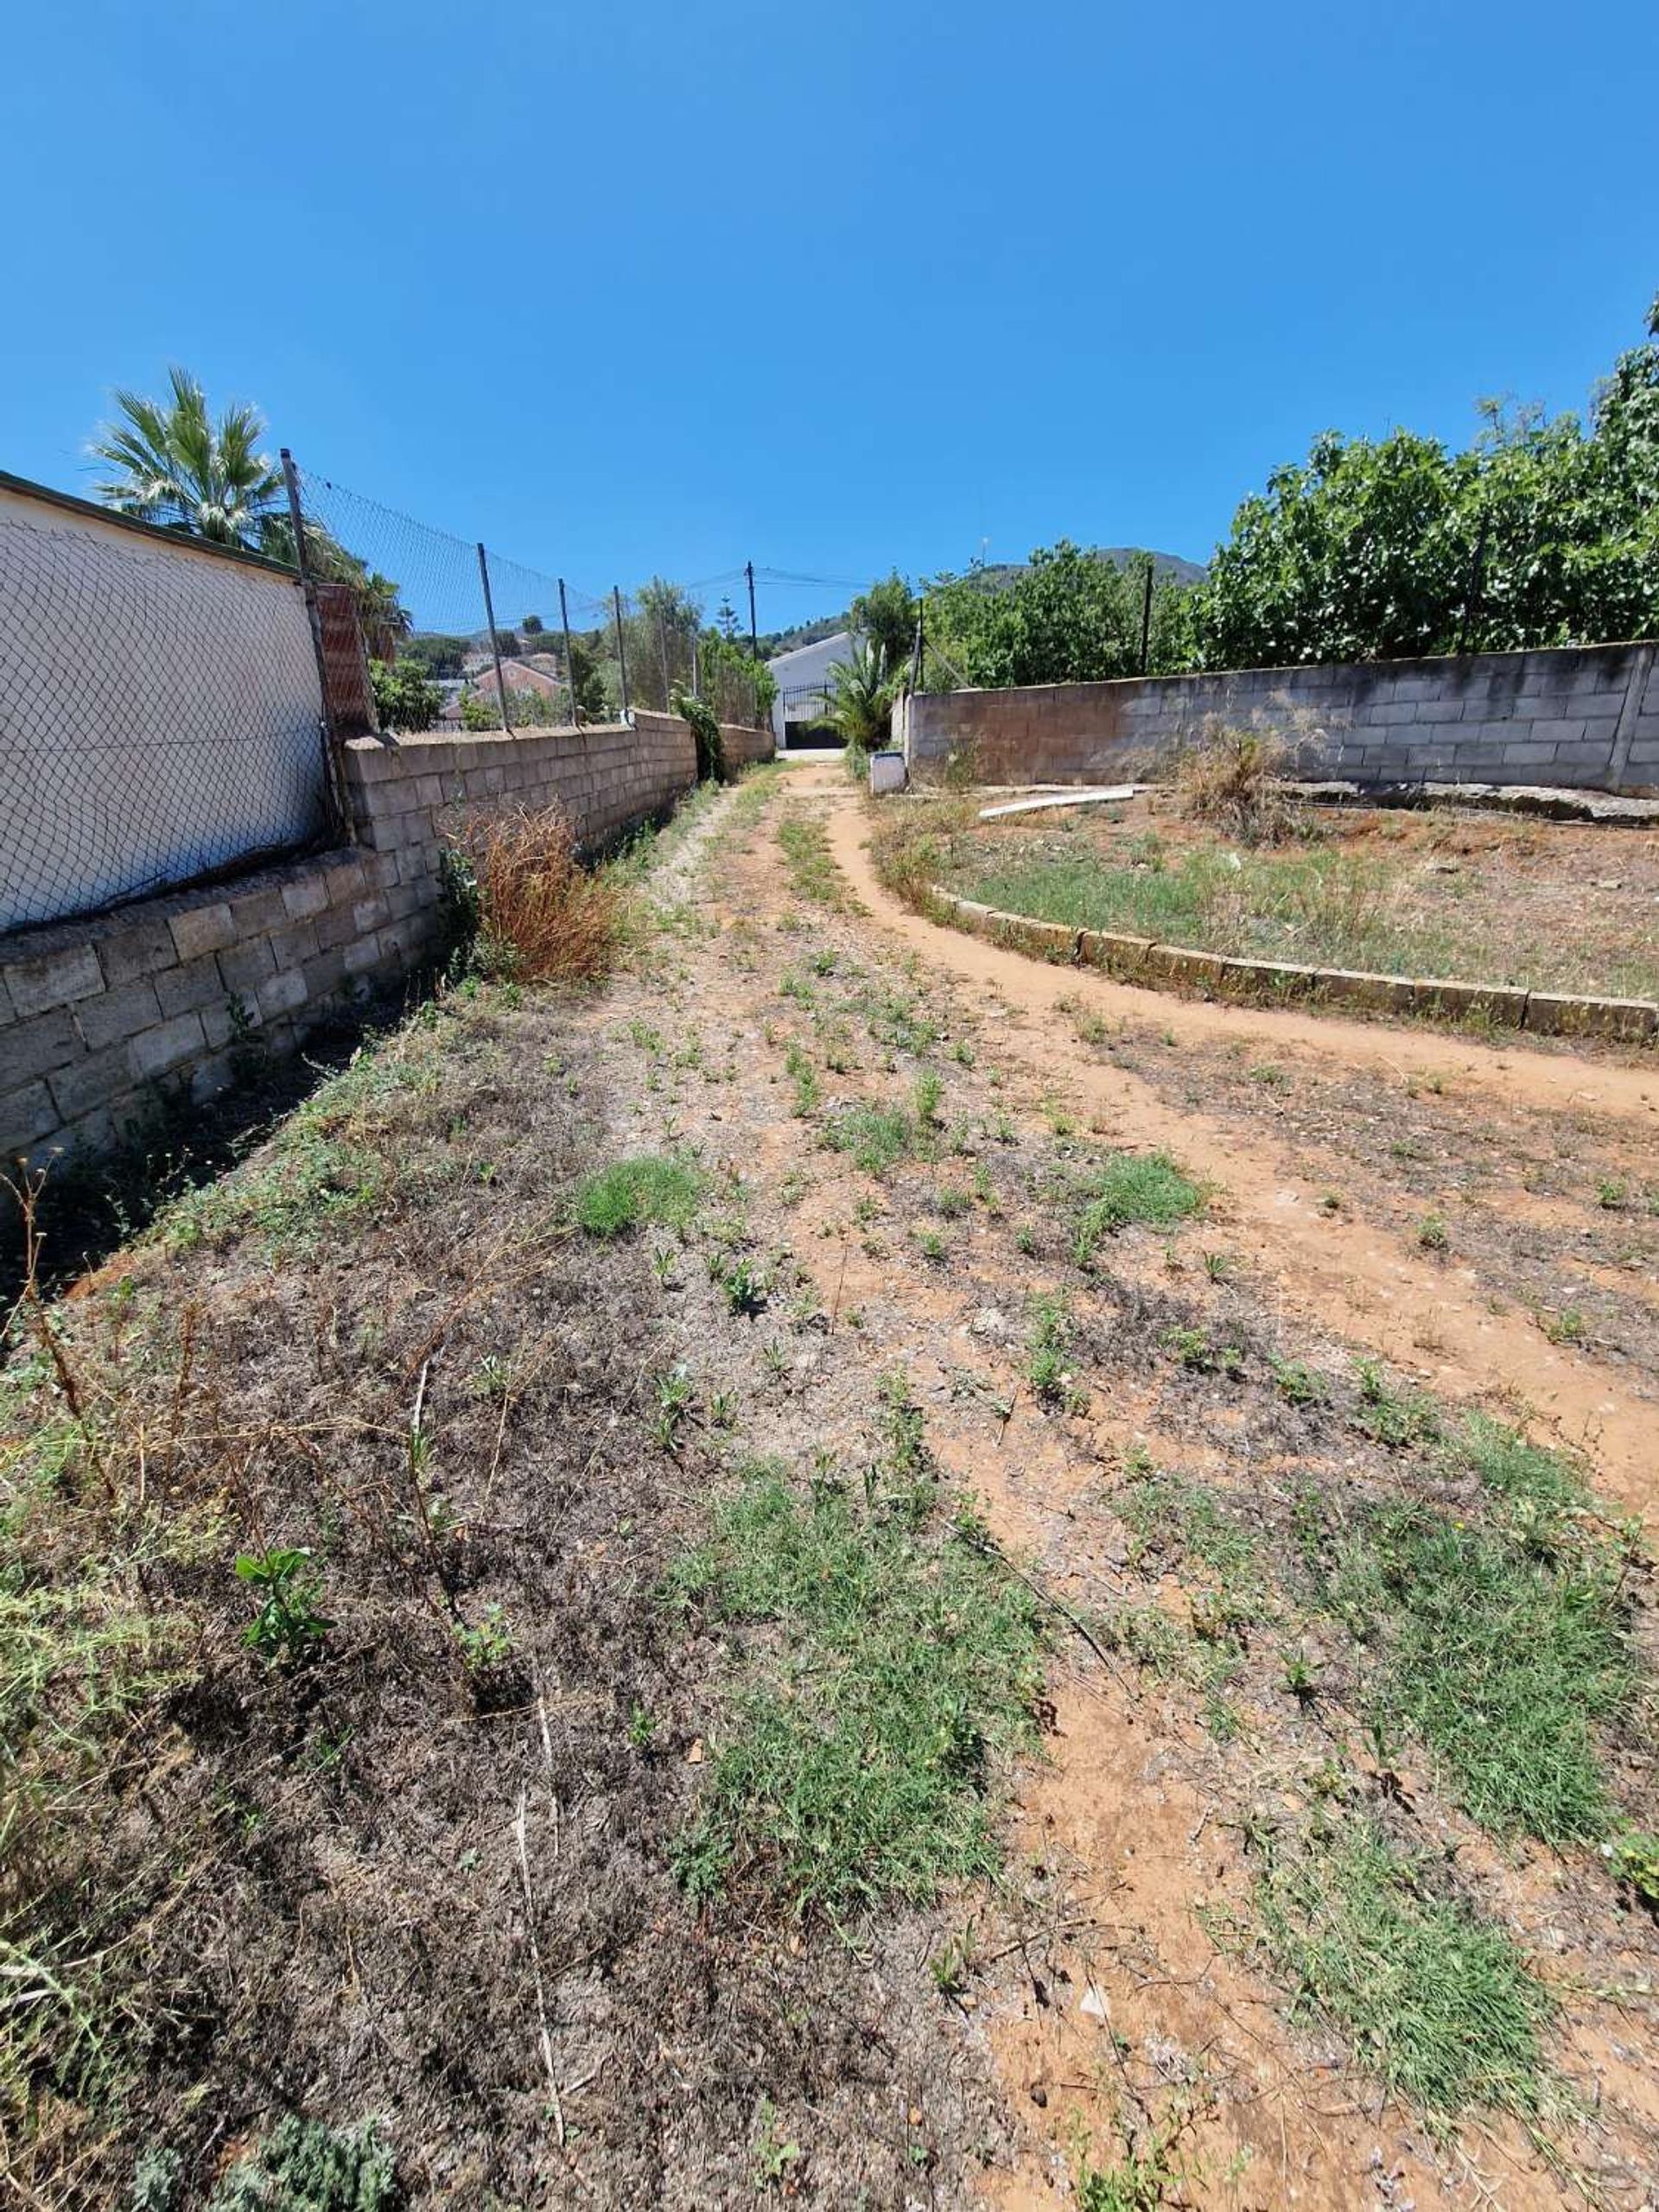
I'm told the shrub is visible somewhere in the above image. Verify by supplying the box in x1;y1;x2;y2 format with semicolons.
671;686;727;782
1171;715;1300;842
452;805;622;984
369;659;441;734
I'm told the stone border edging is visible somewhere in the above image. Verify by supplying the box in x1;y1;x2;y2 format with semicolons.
926;888;1659;1044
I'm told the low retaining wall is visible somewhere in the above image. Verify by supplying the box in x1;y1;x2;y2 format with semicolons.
899;639;1659;795
928;887;1658;1044
1;712;771;1173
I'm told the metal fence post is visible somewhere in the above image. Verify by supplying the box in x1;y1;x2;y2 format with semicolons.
746;559;759;659
1140;561;1154;675
476;543;512;730
280;446;352;842
558;576;580;726
613;587;631;718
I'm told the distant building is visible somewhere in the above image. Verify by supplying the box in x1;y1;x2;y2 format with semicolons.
766;630;855;747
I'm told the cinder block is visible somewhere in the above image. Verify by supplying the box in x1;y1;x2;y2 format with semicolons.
3;941;104;1017
342;933;384;976
1525;992;1656;1042
1410;978;1529;1027
1078;929;1153;975
353;895;391;935
257;969;308;1020
0;1078;60;1154
1142;944;1227;992
301;947;349;1002
75;977;164;1050
1317;969;1417;1015
217;938;277;995
282;872;333;921
5;1007;81;1083
169;901;237;963
98;916;181;986
226;886;289;938
156;955;228;1016
48;1042;136;1122
129;1011;207;1079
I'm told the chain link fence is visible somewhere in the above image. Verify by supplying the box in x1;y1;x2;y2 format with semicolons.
0;474;329;931
1;457;792;932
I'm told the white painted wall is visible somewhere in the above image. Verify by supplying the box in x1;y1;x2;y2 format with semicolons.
0;481;327;931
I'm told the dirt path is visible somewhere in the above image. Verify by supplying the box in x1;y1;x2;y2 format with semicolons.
821;772;1659;1515
596;760;1658;2209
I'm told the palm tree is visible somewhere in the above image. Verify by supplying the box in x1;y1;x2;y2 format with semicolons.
825;639;898;756
89;365;283;549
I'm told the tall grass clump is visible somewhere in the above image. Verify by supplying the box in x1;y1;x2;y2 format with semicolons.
1170;714;1303;843
453;804;623;984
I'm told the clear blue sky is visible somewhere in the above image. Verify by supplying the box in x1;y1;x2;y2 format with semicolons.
5;0;1656;633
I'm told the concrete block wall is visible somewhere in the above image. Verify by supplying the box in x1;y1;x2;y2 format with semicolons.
2;711;772;1174
905;640;1659;795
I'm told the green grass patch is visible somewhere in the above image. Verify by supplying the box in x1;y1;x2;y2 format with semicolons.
1117;1473;1267;1614
1318;1419;1632;1842
1249;1815;1549;2117
1073;1151;1205;1262
571;1154;702;1236
823;1101;918;1176
667;1461;1044;1915
777;815;843;906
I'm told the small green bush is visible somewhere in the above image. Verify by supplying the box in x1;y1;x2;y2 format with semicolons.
572;1155;702;1236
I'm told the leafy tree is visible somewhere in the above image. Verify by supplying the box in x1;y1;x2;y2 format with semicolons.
850;571;918;671
568;633;607;717
403;632;471;679
1196;291;1659;666
522;613;544;634
370;658;442;733
89;365;283;548
927;543;1192;687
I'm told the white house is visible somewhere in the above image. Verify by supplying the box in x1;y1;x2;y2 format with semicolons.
766;630;855;746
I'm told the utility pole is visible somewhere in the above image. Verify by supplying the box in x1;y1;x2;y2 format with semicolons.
910;595;925;696
746;560;760;660
613;587;630;718
558;578;580;725
476;543;512;730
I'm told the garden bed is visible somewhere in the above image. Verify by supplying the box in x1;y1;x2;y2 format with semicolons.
932;791;1659;1007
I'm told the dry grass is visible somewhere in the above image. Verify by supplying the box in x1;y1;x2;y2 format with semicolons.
1170;712;1305;843
458;804;623;984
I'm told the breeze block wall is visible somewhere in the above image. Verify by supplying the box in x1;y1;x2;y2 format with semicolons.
0;712;772;1175
901;640;1659;795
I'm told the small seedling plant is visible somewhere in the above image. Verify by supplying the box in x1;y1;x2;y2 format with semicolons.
236;1547;329;1665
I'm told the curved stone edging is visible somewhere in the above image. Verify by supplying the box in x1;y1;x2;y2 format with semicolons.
926;887;1659;1044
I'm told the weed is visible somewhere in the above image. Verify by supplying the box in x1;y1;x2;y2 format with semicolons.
1605;1831;1659;1911
1162;1328;1243;1378
1200;1249;1230;1281
752;2095;804;2190
931;1923;978;1998
710;1252;770;1315
1596;1178;1628;1211
454;1605;516;1675
1245;1815;1548;2116
1073;1153;1204;1264
667;1459;1043;1913
653;1364;696;1450
916;1229;947;1264
912;1070;944;1126
572;1155;702;1237
235;1548;329;1666
1270;1357;1325;1407
453;804;621;983
823;1102;916;1176
626;1702;658;1751
777;816;842;906
783;1039;820;1117
203;2114;398;2210
1417;1211;1450;1251
1539;1304;1587;1346
1026;1296;1073;1406
1352;1360;1439;1448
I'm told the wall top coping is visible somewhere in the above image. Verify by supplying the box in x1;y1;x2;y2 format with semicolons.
0;844;356;964
0;469;303;583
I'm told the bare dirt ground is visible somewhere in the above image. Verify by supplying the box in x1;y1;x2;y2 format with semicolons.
9;759;1657;2209
587;760;1657;2207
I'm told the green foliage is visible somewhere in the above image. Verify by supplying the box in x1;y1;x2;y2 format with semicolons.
369;658;441;734
90;365;284;548
571;1155;702;1237
822;1101;918;1175
849;570;918;670
1198;295;1659;667
666;1458;1043;1913
927;543;1196;687
1026;1294;1073;1405
236;1548;329;1664
671;684;727;781
1073;1151;1205;1261
205;2113;398;2210
825;638;899;752
401;632;470;679
1248;1815;1548;2116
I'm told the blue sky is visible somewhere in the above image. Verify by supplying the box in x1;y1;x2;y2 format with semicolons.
5;0;1656;633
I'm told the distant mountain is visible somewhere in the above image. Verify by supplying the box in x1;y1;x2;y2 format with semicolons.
754;546;1205;657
